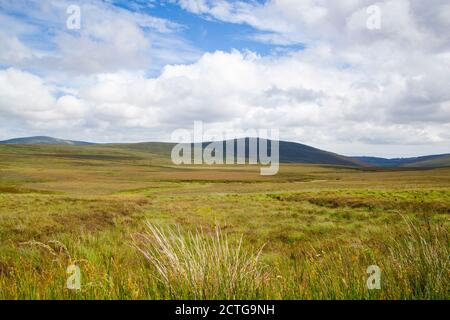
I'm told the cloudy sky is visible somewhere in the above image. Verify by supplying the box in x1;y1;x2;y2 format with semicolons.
0;0;449;157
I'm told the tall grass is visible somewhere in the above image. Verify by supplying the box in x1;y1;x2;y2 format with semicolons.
132;217;449;300
132;222;269;299
380;217;449;299
277;216;449;299
1;217;448;299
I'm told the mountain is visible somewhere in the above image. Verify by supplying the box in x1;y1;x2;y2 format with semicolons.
403;155;450;168
0;136;94;145
353;154;450;168
113;138;365;167
1;136;448;168
271;139;364;166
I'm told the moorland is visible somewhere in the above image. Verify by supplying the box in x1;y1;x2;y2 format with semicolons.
0;143;448;299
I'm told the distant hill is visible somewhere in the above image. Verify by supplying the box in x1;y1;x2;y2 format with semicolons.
354;154;450;168
277;140;366;166
1;136;448;168
403;155;450;168
0;136;94;145
112;138;364;167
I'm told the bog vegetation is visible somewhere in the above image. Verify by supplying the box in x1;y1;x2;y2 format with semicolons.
0;144;448;299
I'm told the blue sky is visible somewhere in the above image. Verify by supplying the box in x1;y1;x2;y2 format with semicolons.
0;0;305;74
0;0;449;157
112;0;304;56
0;0;301;83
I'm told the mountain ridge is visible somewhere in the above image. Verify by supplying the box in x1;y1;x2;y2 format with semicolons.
0;136;94;145
1;136;449;168
354;154;450;167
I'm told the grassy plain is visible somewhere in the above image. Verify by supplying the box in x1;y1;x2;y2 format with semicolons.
0;144;448;299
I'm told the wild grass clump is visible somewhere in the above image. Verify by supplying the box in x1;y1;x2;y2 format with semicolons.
380;217;449;299
276;216;449;299
132;222;269;299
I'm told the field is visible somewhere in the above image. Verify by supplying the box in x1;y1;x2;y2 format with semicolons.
0;144;448;299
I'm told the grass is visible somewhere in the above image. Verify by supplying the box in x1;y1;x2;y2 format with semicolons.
0;144;449;299
132;223;268;299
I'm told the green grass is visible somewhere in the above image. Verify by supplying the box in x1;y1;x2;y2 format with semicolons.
0;144;449;299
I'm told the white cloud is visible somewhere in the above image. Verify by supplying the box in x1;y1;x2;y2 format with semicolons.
173;0;450;48
0;68;56;115
1;44;449;156
0;31;34;64
0;0;200;75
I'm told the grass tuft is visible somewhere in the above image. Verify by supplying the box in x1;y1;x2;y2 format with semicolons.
132;222;268;299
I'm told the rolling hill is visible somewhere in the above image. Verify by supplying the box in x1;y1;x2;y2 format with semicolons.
1;136;449;168
110;138;364;167
0;136;94;145
354;154;450;168
403;155;450;168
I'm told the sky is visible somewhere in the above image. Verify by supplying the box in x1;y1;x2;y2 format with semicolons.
0;0;449;157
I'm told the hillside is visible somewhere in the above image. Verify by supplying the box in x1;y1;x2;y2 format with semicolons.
1;136;449;168
354;154;450;168
403;155;450;168
111;138;363;167
0;136;93;145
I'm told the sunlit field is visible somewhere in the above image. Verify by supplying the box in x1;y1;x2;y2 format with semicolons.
0;144;448;299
